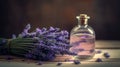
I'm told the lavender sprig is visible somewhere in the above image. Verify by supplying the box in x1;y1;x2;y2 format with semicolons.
1;24;76;61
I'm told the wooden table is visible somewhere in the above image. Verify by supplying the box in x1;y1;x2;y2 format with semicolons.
0;40;120;67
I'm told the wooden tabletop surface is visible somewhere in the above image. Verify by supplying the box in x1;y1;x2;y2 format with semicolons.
0;40;120;67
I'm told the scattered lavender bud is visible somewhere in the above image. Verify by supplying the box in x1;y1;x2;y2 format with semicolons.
95;58;103;62
96;50;102;54
104;52;110;58
56;62;62;66
37;61;43;65
73;60;81;64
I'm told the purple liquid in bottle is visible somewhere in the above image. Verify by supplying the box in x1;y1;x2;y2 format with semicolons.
70;34;95;60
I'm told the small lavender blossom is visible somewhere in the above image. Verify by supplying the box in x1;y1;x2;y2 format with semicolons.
63;30;69;36
37;61;42;65
18;24;31;38
57;36;65;41
104;52;110;58
41;27;47;32
36;28;42;35
54;28;60;32
73;60;81;64
56;62;62;66
95;58;103;62
23;24;31;34
60;30;69;36
25;24;31;30
49;27;56;32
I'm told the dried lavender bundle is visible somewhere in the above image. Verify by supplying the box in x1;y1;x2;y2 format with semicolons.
0;24;76;61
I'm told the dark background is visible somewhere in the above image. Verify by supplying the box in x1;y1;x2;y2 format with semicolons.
0;0;120;40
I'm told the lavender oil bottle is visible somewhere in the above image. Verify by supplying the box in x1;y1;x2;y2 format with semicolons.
70;14;95;60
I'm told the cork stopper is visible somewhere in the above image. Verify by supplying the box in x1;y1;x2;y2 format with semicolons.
76;14;90;19
76;14;90;25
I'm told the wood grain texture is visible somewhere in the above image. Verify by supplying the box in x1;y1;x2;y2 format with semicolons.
0;41;120;67
96;40;120;49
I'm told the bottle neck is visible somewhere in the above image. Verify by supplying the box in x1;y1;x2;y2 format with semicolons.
78;18;88;26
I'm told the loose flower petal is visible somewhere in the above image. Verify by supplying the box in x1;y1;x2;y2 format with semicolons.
104;52;110;58
37;61;43;65
95;58;103;62
73;60;81;64
56;62;62;66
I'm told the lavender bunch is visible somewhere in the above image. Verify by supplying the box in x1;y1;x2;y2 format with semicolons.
0;24;76;61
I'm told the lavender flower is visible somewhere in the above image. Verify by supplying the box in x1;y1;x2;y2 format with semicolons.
73;60;81;64
56;62;62;66
18;24;31;38
36;28;42;36
95;58;103;62
37;61;43;65
104;52;110;58
41;27;47;33
8;24;76;61
23;24;31;34
49;27;56;32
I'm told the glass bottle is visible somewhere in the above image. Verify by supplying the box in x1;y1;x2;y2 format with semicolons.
70;14;95;60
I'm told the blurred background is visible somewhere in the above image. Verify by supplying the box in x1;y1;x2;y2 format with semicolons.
0;0;120;40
